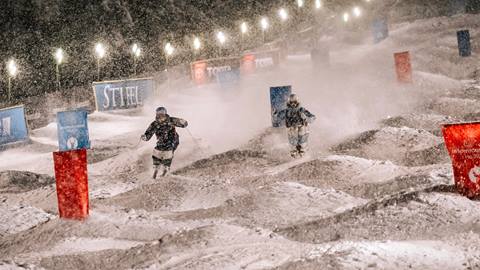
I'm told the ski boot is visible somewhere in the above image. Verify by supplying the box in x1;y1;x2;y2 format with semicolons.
161;166;170;177
290;149;299;158
297;145;306;157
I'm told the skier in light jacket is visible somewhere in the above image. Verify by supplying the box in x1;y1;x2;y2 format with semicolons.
275;94;316;158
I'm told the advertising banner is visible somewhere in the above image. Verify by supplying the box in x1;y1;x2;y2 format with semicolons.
92;78;154;111
457;30;472;57
270;86;292;128
0;105;29;147
372;18;389;44
190;57;241;85
191;61;208;85
241;54;256;75
443;122;480;198
57;110;90;151
53;148;89;219
254;50;280;70
217;68;241;86
394;51;412;83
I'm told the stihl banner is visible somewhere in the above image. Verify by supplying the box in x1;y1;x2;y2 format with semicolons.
443;122;480;198
394;51;412;83
53;148;89;219
92;78;154;111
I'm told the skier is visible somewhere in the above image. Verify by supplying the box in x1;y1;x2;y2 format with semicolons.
275;94;316;158
141;107;188;178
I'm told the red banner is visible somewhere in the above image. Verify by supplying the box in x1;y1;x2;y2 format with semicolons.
394;51;412;83
443;122;480;198
53;149;89;219
191;61;208;85
241;54;256;75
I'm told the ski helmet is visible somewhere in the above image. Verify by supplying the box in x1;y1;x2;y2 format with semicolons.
156;107;167;115
287;94;300;107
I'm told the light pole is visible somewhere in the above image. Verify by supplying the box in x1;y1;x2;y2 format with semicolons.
54;48;63;92
164;42;174;90
6;59;17;102
131;43;141;76
278;8;288;39
95;43;106;81
216;31;226;56
193;37;201;60
315;0;322;10
164;42;174;68
260;17;269;44
240;22;248;51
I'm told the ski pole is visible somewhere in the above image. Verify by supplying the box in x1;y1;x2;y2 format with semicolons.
132;137;142;149
186;127;209;156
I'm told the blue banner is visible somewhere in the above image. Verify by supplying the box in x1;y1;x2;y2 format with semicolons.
57;110;90;151
449;0;466;15
0;105;29;147
372;18;389;44
270;86;292;128
92;78;154;111
217;68;240;87
457;30;471;57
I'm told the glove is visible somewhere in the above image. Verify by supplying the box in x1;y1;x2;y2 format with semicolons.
140;134;148;141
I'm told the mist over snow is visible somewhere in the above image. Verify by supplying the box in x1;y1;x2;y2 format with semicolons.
1;4;480;270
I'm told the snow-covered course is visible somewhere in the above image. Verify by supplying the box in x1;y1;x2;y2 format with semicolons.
2;14;480;270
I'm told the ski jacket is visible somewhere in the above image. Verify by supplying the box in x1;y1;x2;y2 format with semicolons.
144;115;188;151
276;105;315;128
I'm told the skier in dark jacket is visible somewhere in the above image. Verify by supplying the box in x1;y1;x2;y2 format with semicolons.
275;94;316;158
141;107;188;178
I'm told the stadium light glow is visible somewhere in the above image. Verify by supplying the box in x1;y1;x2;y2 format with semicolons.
343;12;350;22
278;8;288;21
240;22;248;34
260;17;269;30
297;0;304;8
353;6;362;17
217;31;226;45
164;42;174;56
54;48;64;64
95;43;106;59
315;0;322;9
7;59;17;77
193;37;201;50
132;43;141;58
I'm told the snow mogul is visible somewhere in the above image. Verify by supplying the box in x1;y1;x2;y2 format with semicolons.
141;107;188;178
275;94;316;158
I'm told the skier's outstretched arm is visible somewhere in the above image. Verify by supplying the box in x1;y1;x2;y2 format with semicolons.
141;122;156;141
302;108;316;122
171;117;188;128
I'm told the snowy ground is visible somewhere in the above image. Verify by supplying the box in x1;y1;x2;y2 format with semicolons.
1;14;480;269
